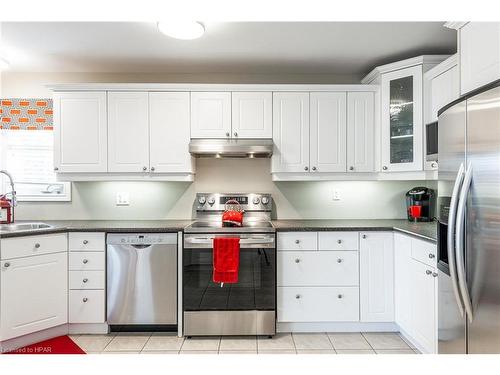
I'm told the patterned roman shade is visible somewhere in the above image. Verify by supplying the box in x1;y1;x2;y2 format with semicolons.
0;99;53;130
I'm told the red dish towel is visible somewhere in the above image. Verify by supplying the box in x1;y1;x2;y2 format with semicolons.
213;237;240;284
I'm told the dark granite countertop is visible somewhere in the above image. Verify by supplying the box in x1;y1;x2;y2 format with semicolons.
271;219;437;242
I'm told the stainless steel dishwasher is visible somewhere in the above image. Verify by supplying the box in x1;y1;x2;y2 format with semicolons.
107;233;177;326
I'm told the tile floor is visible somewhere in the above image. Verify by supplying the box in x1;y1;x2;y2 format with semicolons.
70;332;420;354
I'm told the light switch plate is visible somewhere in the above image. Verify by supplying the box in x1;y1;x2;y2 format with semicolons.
116;192;130;206
332;189;341;201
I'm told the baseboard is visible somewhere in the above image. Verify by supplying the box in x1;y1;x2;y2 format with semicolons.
0;324;69;353
277;321;399;333
69;323;109;335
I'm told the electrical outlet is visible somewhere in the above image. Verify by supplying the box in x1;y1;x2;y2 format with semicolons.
332;189;341;201
116;192;130;206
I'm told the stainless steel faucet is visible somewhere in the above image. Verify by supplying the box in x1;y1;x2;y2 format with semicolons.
0;170;17;208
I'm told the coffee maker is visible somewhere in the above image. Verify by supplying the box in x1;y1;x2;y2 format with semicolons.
406;187;435;222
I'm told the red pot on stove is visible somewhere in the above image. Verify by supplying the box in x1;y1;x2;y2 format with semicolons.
222;199;244;227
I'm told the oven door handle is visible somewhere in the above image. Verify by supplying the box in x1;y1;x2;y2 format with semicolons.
185;237;275;245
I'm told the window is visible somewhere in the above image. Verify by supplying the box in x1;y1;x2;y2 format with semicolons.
0;130;71;201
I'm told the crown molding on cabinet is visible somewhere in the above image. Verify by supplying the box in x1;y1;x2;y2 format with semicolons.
424;54;458;80
444;22;469;30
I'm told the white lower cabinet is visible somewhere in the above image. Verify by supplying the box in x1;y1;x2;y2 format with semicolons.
394;233;412;331
0;252;68;341
359;232;395;322
278;287;359;322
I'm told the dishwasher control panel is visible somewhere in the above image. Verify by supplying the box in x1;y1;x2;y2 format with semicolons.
106;233;177;245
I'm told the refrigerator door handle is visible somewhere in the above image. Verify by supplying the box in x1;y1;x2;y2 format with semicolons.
448;162;466;317
456;162;474;323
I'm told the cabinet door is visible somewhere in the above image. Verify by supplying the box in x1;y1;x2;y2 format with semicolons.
0;252;68;341
430;65;459;123
108;92;150;173
190;92;231;138
231;92;272;138
347;92;375;172
359;232;394;322
310;92;347;173
460;22;500;95
380;66;423;172
149;92;193;173
394;233;412;332
53;91;107;173
272;92;310;173
410;259;437;353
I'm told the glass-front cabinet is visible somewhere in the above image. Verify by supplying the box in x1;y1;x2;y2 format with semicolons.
380;65;423;172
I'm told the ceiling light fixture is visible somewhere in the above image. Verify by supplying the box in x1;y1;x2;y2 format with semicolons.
157;21;205;40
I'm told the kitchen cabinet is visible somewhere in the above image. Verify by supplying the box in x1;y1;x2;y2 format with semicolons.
53;91;108;173
458;22;500;95
394;233;412;333
359;231;394;322
347;92;375;172
149;92;193;173
0;251;68;341
231;92;272;138
190;92;231;138
380;65;423;172
310;92;347;173
108;92;150;173
272;92;310;173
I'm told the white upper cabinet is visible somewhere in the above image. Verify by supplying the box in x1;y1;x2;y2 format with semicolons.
190;92;232;138
231;92;272;138
359;232;395;322
108;92;150;173
428;66;459;124
380;65;423;172
310;92;347;173
347;92;375;172
54;91;107;173
272;92;310;173
459;22;500;95
149;92;193;173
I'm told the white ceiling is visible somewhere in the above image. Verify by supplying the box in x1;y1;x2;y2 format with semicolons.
1;22;456;75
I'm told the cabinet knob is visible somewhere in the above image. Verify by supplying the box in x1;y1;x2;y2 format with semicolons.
83;240;88;245
226;132;230;137
337;294;343;299
34;243;41;249
428;253;435;259
349;166;354;171
295;258;300;263
337;258;343;263
82;298;88;303
82;259;89;264
54;167;59;171
431;162;437;168
432;272;438;277
382;166;388;171
151;166;155;172
295;294;301;299
337;239;342;244
312;166;317;171
4;262;10;268
233;132;238;137
83;278;88;283
362;234;367;239
295;239;300;244
304;166;309;171
142;166;147;171
426;270;432;275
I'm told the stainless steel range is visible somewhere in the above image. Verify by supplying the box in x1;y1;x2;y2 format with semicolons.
183;193;276;337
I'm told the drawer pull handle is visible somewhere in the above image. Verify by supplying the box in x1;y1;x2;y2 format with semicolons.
83;240;89;245
337;239;342;244
295;294;301;299
432;272;438;277
82;259;89;264
295;239;300;244
295;259;300;263
83;298;88;303
426;270;432;275
349;166;354;171
337;294;343;299
428;253;435;259
362;234;367;239
34;243;41;249
337;258;343;263
4;262;10;268
83;278;88;283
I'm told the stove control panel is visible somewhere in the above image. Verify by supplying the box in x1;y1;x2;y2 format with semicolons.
195;193;272;212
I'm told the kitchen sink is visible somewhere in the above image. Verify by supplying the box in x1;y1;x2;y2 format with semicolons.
0;222;54;232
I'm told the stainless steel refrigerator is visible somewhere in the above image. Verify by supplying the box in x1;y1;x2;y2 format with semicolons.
437;81;500;354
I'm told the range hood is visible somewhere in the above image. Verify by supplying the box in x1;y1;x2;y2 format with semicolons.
189;139;273;158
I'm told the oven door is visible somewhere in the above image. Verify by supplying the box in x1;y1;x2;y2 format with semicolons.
183;233;276;336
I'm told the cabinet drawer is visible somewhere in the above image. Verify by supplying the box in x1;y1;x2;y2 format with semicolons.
69;270;105;290
277;232;317;251
278;251;359;287
69;232;105;252
69;290;105;323
1;233;67;260
277;286;359;322
318;232;359;251
411;238;437;267
69;252;105;271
